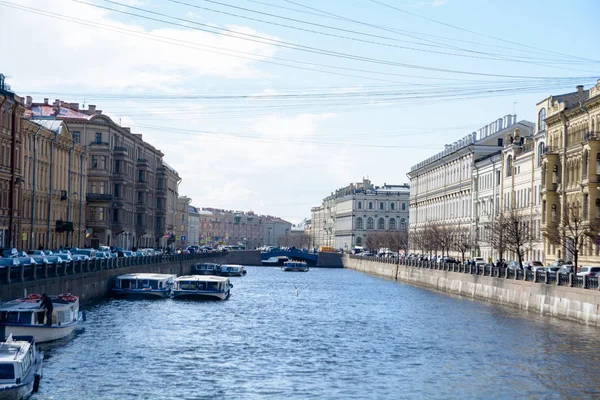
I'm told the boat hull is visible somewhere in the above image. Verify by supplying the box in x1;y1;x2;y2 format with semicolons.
0;377;37;400
111;289;170;298
282;267;309;272
172;290;230;300
3;320;79;343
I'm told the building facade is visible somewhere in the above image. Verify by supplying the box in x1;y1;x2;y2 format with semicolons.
408;115;534;257
0;75;24;248
20;118;87;250
26;97;169;249
540;81;600;265
175;196;191;249
188;205;200;247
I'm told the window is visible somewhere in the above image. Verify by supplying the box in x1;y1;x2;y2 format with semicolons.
390;203;395;210
367;217;374;229
91;156;98;169
157;198;162;209
73;131;80;144
377;217;385;230
400;218;407;230
101;156;106;170
115;160;121;173
584;194;589;220
538;108;546;132
357;201;362;210
156;217;162;228
137;192;143;204
368;202;373;210
114;184;120;198
355;236;362;246
379;202;384;210
389;218;396;230
551;205;557;222
157;178;163;189
356;217;363;229
113;208;119;222
401;203;406;211
596;199;600;219
138;170;144;182
506;155;512;177
137;213;143;226
537;143;545;167
98;207;104;221
95;132;102;144
498;138;503;147
100;182;105;194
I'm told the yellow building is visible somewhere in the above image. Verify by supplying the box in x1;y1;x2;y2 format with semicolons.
20;118;87;250
540;81;600;265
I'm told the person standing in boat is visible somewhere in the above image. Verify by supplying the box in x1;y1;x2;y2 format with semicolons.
39;293;53;326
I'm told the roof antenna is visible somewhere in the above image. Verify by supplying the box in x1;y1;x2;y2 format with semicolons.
82;97;86;108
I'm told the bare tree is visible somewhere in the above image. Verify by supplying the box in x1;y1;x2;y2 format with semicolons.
502;209;537;269
452;226;473;262
482;217;507;263
380;229;409;259
364;232;385;253
544;203;599;272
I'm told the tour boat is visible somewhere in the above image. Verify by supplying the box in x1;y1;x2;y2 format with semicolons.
0;293;83;343
218;264;247;277
112;273;175;298
0;335;43;400
262;256;288;266
282;261;309;272
193;263;221;275
172;275;232;300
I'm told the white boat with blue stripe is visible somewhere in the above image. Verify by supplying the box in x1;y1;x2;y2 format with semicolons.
0;293;83;343
0;335;43;400
282;261;309;272
113;273;175;298
172;275;232;300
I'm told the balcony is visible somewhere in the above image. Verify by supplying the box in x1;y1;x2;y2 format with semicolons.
111;221;124;233
156;166;167;176
112;171;128;182
137;158;150;169
156;187;166;197
136;224;148;235
87;219;109;229
136;181;149;191
86;193;113;202
136;202;147;211
113;146;128;155
155;208;166;216
89;142;110;152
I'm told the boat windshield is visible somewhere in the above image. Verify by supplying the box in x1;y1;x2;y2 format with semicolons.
2;312;33;325
179;281;196;290
0;364;15;380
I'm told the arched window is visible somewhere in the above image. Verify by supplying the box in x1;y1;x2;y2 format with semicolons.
356;217;363;229
400;218;407;230
583;151;589;179
537;143;545;167
377;217;385;230
596;153;600;175
389;218;396;230
367;217;374;229
368;202;373;210
506;155;513;177
551;204;557;222
552;165;559;184
538;108;546;132
390;203;395;210
355;236;362;246
379;202;384;210
401;203;406;211
357;201;362;210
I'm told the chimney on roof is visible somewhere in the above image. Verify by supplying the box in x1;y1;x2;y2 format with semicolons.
25;96;32;108
52;99;60;109
43;98;48;105
88;105;96;114
577;85;584;98
70;103;79;111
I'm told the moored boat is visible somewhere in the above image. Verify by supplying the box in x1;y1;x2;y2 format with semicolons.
282;261;309;272
193;263;221;275
262;256;288;266
0;335;43;400
112;273;175;298
172;275;232;300
0;294;83;343
218;264;247;277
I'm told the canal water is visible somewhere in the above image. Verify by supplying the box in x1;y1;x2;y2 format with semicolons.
33;267;600;399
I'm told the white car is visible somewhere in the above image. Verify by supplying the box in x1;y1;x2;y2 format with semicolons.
577;266;600;277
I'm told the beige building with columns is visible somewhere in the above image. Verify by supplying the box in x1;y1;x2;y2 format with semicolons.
540;81;600;265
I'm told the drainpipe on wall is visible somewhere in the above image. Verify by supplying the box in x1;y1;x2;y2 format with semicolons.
8;100;19;248
46;133;58;250
66;144;73;246
30;126;42;249
78;150;85;247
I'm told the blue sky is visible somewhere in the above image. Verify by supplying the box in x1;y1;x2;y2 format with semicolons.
1;0;598;223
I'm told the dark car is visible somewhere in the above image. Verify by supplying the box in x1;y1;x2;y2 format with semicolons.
0;248;18;258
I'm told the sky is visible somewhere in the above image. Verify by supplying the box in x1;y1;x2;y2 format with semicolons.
1;0;599;223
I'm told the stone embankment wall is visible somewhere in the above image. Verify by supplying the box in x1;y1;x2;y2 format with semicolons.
344;255;600;326
225;250;262;266
0;253;227;304
316;252;343;268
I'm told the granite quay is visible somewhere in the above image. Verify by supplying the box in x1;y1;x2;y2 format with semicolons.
345;254;600;325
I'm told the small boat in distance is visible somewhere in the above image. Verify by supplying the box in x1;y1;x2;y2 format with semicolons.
112;273;175;298
194;263;221;275
172;276;233;300
0;293;83;343
282;261;309;272
0;335;43;400
219;264;247;277
262;256;288;266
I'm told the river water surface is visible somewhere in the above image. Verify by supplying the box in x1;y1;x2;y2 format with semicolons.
33;266;600;399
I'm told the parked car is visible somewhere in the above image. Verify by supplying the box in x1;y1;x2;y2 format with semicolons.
72;249;97;259
524;261;545;272
45;255;65;264
71;254;90;261
507;261;521;270
558;266;574;274
118;251;133;258
0;248;18;258
95;251;111;260
16;256;37;266
27;250;47;256
577;266;600;277
30;255;50;265
56;253;73;262
543;267;561;273
0;258;21;267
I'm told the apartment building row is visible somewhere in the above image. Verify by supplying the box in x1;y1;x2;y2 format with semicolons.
408;80;600;265
310;179;410;250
